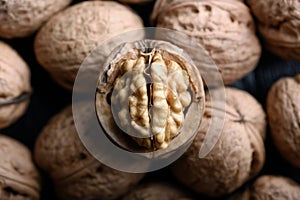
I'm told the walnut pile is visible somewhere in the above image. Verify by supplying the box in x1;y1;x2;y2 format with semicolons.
229;175;300;200
171;87;266;197
34;105;144;200
0;41;31;129
267;74;300;168
96;40;205;151
247;0;300;61
151;0;261;85
0;134;40;200
122;182;192;200
34;1;144;90
0;0;72;38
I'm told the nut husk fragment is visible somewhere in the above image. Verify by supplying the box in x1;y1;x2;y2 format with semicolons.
152;0;261;85
171;87;266;197
267;74;300;168
34;1;144;90
0;0;72;38
122;182;193;200
0;134;40;200
0;41;31;129
247;0;300;61
34;105;144;200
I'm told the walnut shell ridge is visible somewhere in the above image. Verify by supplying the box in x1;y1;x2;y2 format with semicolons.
34;1;144;90
152;0;261;85
229;175;300;200
0;41;31;129
122;182;192;200
171;87;266;197
0;134;40;200
34;105;144;200
267;74;300;168
0;0;72;38
247;0;300;61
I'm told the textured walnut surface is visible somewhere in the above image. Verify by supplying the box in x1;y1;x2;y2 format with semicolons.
0;0;72;38
119;0;153;4
0;134;40;200
0;41;31;129
171;87;266;197
251;176;300;200
267;74;300;168
34;105;144;200
34;1;144;90
122;182;192;200
247;0;300;61
152;0;261;85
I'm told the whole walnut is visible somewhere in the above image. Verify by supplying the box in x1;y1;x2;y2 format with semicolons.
0;0;72;38
229;175;300;200
247;0;300;61
122;182;192;200
0;41;31;129
34;1;144;90
171;87;266;197
34;105;144;200
0;134;40;200
151;0;261;85
119;0;153;4
267;74;300;168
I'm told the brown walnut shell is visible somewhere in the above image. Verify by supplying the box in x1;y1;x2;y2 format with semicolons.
267;74;300;168
0;0;72;38
119;0;153;4
0;41;31;129
122;182;192;200
229;175;300;200
247;0;300;61
251;176;300;200
34;1;144;90
151;0;261;85
0;134;40;200
34;105;144;200
171;87;266;197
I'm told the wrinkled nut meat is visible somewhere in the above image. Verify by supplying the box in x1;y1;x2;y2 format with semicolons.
151;0;261;85
247;0;300;61
0;134;40;200
34;1;144;90
267;74;300;168
0;0;72;38
96;40;205;151
171;87;266;197
229;175;300;200
0;41;31;129
34;105;144;200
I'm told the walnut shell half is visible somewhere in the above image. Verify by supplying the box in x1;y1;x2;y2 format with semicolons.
152;0;261;85
0;134;40;200
34;105;144;200
0;41;31;129
34;1;144;90
267;74;300;168
96;40;205;152
171;87;266;197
